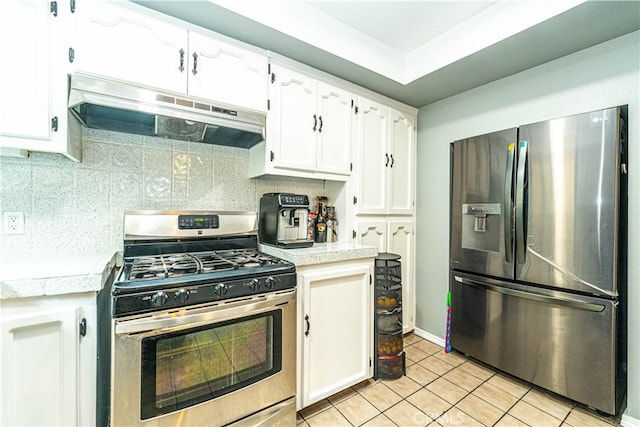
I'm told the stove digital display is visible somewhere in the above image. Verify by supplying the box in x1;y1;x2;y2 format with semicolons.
178;215;219;230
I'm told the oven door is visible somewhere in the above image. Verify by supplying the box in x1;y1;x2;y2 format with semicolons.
111;289;296;427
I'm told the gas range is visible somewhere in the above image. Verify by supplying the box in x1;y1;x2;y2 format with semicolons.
112;210;296;317
100;210;298;427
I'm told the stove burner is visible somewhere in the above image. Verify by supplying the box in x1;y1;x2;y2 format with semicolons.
122;249;287;283
230;254;276;268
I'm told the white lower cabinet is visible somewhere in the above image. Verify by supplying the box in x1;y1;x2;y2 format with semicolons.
297;260;373;410
0;293;96;426
356;220;415;333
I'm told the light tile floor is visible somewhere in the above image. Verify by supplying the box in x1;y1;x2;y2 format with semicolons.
296;333;621;427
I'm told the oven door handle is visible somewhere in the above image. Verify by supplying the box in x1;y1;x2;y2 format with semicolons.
115;289;295;335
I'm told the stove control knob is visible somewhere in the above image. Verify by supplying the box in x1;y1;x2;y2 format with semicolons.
151;291;168;307
265;277;275;289
214;283;228;297
247;278;259;292
174;288;190;303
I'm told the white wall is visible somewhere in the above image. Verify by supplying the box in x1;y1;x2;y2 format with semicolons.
416;31;639;421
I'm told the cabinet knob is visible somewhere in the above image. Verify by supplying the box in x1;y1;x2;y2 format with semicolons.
313;114;317;132
385;153;390;167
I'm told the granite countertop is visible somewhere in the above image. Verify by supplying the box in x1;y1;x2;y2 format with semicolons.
259;242;378;266
0;252;122;299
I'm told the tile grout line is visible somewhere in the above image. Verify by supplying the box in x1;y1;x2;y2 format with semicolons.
298;336;621;427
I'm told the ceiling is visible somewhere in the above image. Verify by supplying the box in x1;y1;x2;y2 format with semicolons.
133;0;640;108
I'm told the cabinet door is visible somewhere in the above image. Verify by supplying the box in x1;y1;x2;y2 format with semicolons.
356;221;388;252
76;1;187;93
1;306;79;426
387;220;415;332
389;109;415;214
0;0;51;141
300;263;372;407
268;66;317;171
316;83;353;175
357;98;389;214
188;32;268;112
0;0;79;160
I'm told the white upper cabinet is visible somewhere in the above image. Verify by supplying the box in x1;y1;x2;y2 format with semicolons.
388;109;415;214
356;97;415;215
188;32;268;112
76;1;188;93
315;82;353;175
1;0;51;141
0;0;80;160
250;64;353;179
267;66;318;171
75;1;268;111
356;99;389;214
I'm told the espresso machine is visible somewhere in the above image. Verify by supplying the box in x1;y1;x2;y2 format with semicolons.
259;193;314;248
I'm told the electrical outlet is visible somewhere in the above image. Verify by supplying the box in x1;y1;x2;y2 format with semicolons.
3;212;25;235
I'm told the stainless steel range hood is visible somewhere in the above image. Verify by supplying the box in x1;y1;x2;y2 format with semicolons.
68;73;265;148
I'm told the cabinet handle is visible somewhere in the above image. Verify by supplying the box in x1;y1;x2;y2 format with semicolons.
318;116;323;133
192;52;198;75
313;114;317;132
304;315;310;337
385;153;389;167
79;318;87;338
178;49;185;72
390;154;394;168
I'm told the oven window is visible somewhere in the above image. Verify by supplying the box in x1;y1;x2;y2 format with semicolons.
140;310;282;420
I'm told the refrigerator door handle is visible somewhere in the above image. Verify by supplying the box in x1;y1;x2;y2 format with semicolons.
504;143;516;263
454;275;606;312
515;141;528;264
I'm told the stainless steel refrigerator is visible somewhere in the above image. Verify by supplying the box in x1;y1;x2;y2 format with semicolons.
449;106;627;415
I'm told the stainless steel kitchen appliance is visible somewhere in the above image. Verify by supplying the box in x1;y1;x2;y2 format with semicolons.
69;73;265;148
259;193;314;248
449;106;627;415
97;210;297;427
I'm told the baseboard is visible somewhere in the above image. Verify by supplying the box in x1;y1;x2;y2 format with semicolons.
412;327;445;348
622;412;640;427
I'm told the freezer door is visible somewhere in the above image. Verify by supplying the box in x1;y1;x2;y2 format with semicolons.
450;272;623;415
516;107;622;296
450;128;517;279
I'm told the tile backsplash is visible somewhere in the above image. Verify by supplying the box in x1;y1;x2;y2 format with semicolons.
0;128;325;259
